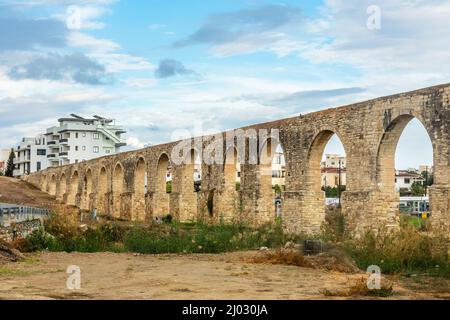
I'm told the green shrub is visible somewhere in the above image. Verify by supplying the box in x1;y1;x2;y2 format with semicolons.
24;216;299;255
24;228;56;252
122;223;294;254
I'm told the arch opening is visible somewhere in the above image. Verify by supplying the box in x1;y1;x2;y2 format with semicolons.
113;163;124;218
67;171;79;206
58;173;67;201
82;169;93;210
377;116;433;221
97;167;108;214
133;157;147;221
155;153;171;217
259;138;286;221
48;175;56;196
306;130;347;232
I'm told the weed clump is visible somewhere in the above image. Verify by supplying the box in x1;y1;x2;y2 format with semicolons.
321;277;394;298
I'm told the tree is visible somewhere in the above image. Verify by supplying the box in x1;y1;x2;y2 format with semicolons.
421;171;434;187
322;186;346;198
273;184;282;195
411;181;426;196
5;148;15;177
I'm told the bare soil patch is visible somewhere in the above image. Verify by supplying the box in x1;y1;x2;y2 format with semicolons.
0;251;448;300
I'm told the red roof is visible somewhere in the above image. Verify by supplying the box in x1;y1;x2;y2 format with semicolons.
396;170;423;178
321;167;346;174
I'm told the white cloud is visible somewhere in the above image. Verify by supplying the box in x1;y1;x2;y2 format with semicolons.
89;52;155;73
68;31;120;52
126;136;146;150
298;0;450;92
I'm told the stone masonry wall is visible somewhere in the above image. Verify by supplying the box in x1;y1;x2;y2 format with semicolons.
23;84;450;238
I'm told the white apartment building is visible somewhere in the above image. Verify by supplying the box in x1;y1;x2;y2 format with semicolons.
45;114;126;167
13;135;48;177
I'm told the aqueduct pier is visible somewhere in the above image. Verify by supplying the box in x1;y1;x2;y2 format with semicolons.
24;84;450;238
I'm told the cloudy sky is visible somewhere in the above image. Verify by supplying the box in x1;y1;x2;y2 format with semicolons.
1;0;446;169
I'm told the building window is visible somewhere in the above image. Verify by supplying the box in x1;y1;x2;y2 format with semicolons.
93;146;99;153
404;178;411;184
105;149;111;154
75;133;79;138
82;146;86;151
37;162;41;171
75;146;79;151
93;133;100;140
37;149;46;156
82;133;86;137
75;159;78;163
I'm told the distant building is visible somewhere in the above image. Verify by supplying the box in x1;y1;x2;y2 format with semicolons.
419;165;433;175
322;167;347;188
321;154;346;169
45;114;126;167
321;154;346;188
12;114;127;177
0;149;10;175
13;135;48;177
235;151;286;187
395;170;425;192
272;151;286;187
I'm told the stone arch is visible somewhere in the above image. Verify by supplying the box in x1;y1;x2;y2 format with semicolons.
82;168;93;210
67;170;79;206
133;157;147;221
172;147;201;222
58;173;67;201
154;153;171;218
258;136;286;222
40;174;47;192
48;174;57;196
112;162;124;218
376;114;434;228
303;129;348;233
97;166;108;214
219;145;241;221
376;114;433;189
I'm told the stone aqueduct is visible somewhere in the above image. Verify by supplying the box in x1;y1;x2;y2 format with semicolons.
24;84;450;238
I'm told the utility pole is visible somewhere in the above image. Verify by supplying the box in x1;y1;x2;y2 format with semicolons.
338;159;342;208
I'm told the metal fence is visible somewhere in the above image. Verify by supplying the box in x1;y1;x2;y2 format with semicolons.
0;203;49;227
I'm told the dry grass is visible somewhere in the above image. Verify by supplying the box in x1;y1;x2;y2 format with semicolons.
251;249;314;268
321;277;394;297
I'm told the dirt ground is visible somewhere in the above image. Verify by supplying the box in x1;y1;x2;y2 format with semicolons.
0;176;54;207
0;250;449;300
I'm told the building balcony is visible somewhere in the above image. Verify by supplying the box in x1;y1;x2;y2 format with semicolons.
47;140;59;146
59;139;69;144
47;154;57;158
59;152;69;157
13;158;30;165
